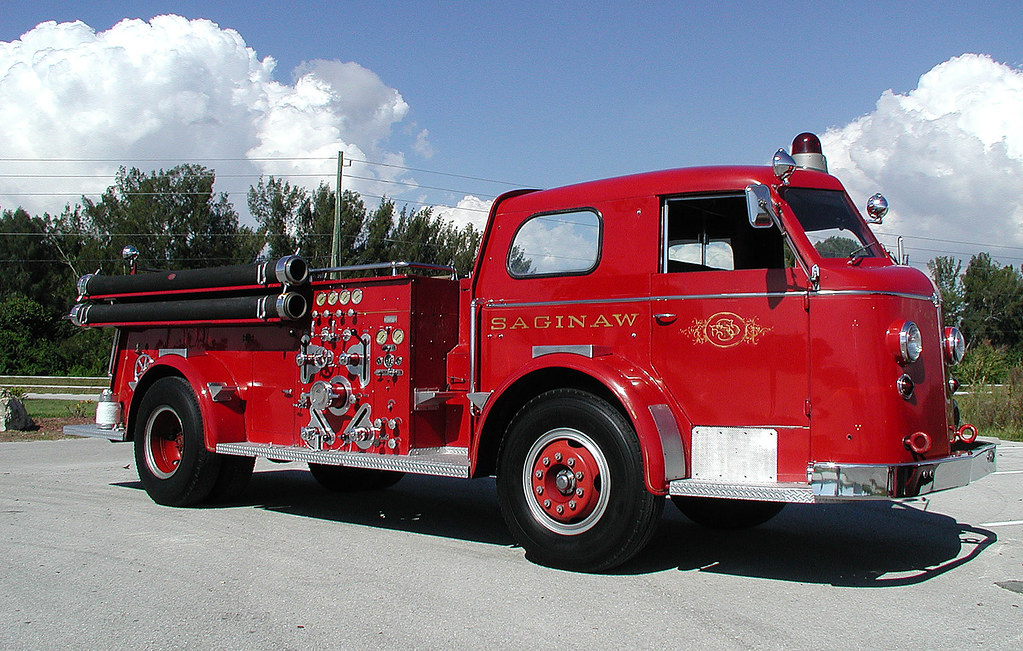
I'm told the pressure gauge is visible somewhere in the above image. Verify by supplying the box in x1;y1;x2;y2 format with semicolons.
352;289;363;304
339;289;351;305
391;328;405;345
315;293;327;306
375;329;388;345
327;290;338;306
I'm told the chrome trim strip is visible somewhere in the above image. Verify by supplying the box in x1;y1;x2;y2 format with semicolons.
469;298;479;394
669;479;815;503
815;289;934;302
481;289;934;311
486;292;803;310
811;441;997;500
63;423;128;442
648;404;687;481
216;442;471;478
531;344;610;358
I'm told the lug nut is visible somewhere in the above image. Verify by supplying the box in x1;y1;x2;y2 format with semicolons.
554;452;562;462
535;470;543;479
542;457;550;466
535;486;543;495
576;488;584;497
556;505;564;514
568;500;577;510
575;471;583;480
543;499;551;508
567;457;575;467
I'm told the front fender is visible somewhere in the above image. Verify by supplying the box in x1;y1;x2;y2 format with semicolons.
130;353;246;451
475;352;690;493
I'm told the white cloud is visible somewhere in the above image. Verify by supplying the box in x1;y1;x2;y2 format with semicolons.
0;16;418;219
821;54;1023;265
432;195;493;231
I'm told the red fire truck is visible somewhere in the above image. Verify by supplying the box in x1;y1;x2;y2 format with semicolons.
66;134;996;571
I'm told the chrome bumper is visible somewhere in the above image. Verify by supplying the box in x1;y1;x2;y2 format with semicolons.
668;439;997;502
63;424;128;442
811;439;997;500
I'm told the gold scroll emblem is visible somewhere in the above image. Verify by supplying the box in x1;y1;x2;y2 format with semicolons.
683;312;772;348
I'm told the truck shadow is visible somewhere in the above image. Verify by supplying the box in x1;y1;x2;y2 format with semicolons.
624;500;997;586
117;468;996;585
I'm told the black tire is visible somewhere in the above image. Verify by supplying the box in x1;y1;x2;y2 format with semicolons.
133;376;221;506
308;463;405;491
496;389;663;572
671;496;784;529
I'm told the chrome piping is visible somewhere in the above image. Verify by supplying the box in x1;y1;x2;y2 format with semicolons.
469;297;479;394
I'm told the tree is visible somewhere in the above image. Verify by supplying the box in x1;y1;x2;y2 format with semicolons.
961;252;1023;348
248;176;311;260
0;208;69;312
928;256;965;328
814;235;860;258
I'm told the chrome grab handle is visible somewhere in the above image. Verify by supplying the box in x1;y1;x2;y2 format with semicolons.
653;313;677;324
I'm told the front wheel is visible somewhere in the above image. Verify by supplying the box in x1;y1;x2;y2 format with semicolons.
134;376;222;506
496;389;663;572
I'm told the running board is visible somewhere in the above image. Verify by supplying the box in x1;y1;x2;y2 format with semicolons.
669;479;815;503
216;442;471;479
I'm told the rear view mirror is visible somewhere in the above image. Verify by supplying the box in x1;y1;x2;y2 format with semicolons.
746;184;776;229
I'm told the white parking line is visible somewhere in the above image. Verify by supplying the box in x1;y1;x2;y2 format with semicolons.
993;470;1023;475
978;519;1023;527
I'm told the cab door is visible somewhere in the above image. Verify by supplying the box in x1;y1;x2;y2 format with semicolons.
649;194;811;482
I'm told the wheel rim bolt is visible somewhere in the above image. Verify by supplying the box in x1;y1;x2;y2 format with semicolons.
535;470;543;479
576;488;584;497
556;505;564;514
542;457;550;466
554;452;562;462
543;499;551;508
569;500;576;510
575;471;584;480
567;458;575;467
536;486;543;495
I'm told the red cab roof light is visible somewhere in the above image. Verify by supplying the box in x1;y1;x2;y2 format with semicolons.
791;132;828;173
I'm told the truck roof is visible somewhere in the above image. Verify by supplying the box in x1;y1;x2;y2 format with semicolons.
497;165;844;214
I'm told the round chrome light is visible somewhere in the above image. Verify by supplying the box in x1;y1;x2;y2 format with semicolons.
898;321;922;363
896;374;915;399
943;327;965;365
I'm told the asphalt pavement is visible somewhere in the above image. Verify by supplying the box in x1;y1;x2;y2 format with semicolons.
1;438;1021;650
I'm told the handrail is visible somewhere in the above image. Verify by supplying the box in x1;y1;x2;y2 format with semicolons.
311;261;457;279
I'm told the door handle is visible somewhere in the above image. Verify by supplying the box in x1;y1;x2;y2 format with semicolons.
653;313;677;324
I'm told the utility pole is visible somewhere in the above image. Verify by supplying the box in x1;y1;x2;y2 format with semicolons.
330;151;344;274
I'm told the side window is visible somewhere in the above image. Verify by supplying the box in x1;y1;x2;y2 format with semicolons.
507;209;601;277
663;195;785;272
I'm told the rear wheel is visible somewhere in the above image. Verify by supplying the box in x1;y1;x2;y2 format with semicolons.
134;377;221;506
671;496;784;529
496;389;663;572
308;464;404;491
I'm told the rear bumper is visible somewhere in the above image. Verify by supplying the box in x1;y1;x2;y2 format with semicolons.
811;439;997;500
668;439;997;502
63;423;128;442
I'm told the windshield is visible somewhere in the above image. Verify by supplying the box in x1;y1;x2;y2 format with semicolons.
781;187;882;259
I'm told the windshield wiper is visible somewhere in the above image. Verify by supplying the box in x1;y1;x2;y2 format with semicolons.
847;241;881;264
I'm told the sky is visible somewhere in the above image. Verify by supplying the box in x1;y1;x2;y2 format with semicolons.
1;1;1023;266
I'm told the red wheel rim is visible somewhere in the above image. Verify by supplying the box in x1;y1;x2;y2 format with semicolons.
145;406;184;479
523;428;610;535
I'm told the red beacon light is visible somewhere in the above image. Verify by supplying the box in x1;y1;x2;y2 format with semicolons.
791;132;828;173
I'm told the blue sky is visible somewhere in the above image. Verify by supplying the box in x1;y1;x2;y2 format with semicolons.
2;2;1023;263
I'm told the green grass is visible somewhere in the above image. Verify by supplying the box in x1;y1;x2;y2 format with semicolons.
23;398;94;419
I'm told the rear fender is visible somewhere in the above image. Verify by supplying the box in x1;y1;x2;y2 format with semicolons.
129;353;246;451
474;353;690;494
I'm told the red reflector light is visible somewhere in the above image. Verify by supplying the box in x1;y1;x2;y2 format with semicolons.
792;132;822;155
